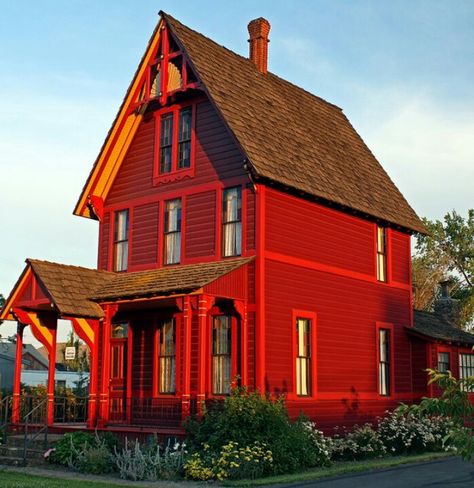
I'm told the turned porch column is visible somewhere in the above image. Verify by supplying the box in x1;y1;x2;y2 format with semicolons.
181;296;193;419
197;295;213;414
11;322;25;423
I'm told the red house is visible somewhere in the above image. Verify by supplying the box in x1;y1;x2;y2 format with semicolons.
2;12;473;435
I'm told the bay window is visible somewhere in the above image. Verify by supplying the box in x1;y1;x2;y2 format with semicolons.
164;199;182;265
222;187;242;257
212;315;232;395
113;209;129;271
159;319;176;394
378;328;391;395
296;317;311;396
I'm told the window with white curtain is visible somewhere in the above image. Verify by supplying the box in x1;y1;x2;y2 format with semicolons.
376;226;387;282
212;315;232;395
378;329;391;395
164;199;182;264
222;187;242;257
159;319;176;394
113;209;129;271
296;318;311;396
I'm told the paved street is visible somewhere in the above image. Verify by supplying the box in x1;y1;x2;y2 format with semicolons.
278;457;474;488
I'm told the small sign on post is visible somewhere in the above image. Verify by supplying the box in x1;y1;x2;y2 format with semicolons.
65;346;76;361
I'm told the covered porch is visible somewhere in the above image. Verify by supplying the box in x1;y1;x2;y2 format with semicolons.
0;257;254;434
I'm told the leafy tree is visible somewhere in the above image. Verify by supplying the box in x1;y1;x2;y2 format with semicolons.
413;210;474;328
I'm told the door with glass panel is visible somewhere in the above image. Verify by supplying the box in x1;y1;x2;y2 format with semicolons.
109;323;128;421
158;318;176;394
211;315;238;395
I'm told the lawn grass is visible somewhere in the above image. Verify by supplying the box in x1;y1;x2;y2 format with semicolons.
0;470;132;488
222;451;454;486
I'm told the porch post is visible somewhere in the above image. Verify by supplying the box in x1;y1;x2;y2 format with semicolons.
99;305;115;426
234;301;249;387
87;319;100;428
181;296;192;419
46;324;57;426
12;323;25;423
197;295;212;414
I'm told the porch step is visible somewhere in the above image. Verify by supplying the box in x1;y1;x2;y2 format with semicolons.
0;445;46;460
0;455;26;467
3;434;62;448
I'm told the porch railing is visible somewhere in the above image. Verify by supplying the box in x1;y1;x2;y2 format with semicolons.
18;395;88;425
0;395;12;443
108;397;197;428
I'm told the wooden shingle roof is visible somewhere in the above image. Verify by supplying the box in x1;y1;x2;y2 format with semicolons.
163;13;425;234
91;257;253;301
28;259;114;319
411;310;474;346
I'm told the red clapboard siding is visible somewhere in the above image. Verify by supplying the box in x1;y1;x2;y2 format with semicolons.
264;259;412;396
98;212;110;270
265;187;375;275
185;190;216;258
247;311;256;390
190;313;199;394
131;202;159;267
204;263;247;299
411;337;429;395
246;188;256;251
391;230;410;284
105;99;246;206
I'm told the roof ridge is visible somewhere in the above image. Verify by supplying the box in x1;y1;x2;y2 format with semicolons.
161;11;342;112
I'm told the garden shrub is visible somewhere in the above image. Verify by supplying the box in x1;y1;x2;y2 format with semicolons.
68;435;114;474
184;441;273;481
332;424;386;460
49;431;96;466
377;410;458;455
114;438;187;481
185;387;331;474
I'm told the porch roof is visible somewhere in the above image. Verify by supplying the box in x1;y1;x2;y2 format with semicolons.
410;310;474;346
91;257;254;302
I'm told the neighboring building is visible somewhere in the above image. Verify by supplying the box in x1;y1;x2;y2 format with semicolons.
21;369;89;389
1;12;472;433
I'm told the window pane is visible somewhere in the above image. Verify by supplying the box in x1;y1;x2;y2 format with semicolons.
378;329;390;395
459;354;474;392
159;319;176;393
178;108;192;142
212;316;232;394
222;187;242;257
111;323;128;339
159;114;173;173
438;352;450;373
377;226;386;253
165;199;181;232
296;318;311;396
178;141;191;169
164;199;181;264
114;210;129;272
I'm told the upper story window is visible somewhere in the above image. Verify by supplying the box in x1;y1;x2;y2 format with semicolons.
295;317;312;396
113;210;129;272
378;328;391;396
222;187;242;257
154;105;195;183
437;352;450;373
164;199;182;265
159;319;176;394
376;225;387;282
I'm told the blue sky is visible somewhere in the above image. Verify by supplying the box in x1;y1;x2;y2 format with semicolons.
0;1;473;343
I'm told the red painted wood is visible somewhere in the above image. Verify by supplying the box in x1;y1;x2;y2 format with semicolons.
98;212;110;270
185;190;216;258
131;202;160;267
391;230;410;284
12;324;24;423
265;187;375;275
203;262;248;300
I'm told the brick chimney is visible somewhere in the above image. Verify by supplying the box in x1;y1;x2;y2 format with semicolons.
247;18;271;74
434;279;462;327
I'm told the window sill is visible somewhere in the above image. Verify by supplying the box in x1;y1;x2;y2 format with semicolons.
153;167;194;186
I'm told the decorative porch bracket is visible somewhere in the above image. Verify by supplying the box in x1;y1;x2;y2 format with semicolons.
12;308;57;426
66;317;100;428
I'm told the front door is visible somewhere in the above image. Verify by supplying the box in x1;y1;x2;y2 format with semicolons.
109;322;128;421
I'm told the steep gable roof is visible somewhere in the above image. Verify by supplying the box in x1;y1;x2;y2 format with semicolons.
75;12;425;234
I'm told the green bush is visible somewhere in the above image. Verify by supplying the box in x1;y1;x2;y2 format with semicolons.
332;424;386;460
69;435;114;474
49;432;96;466
185;387;329;474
